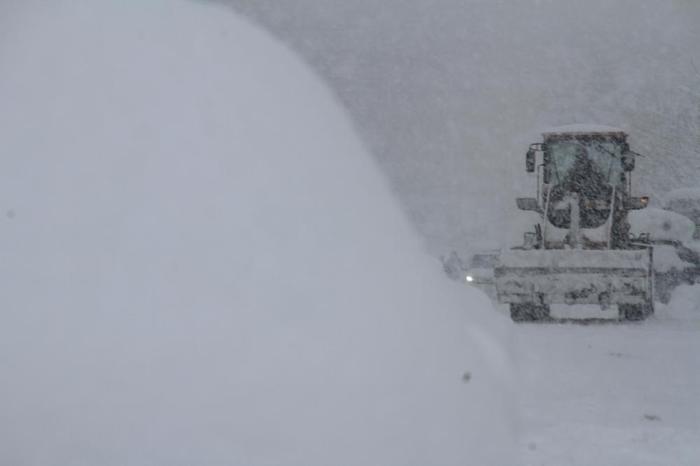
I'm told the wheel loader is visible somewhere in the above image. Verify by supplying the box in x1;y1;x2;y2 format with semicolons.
494;125;654;321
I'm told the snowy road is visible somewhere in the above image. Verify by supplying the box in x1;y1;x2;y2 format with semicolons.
510;285;700;465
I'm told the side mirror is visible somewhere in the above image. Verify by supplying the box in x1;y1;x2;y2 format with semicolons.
622;151;635;171
517;197;541;213
626;196;649;210
526;149;536;173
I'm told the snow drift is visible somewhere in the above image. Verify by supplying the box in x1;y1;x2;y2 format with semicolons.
0;1;511;465
629;207;695;244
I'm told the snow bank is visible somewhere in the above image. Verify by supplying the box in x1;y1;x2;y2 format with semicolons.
0;1;511;465
629;207;696;244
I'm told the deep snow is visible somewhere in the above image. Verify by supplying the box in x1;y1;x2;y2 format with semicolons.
0;1;512;465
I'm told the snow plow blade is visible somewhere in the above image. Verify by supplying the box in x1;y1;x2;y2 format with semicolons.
494;248;653;306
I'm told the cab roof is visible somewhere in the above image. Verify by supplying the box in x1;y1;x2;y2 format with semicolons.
542;124;627;137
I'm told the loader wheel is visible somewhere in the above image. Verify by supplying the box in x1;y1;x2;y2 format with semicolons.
620;303;654;321
510;303;550;322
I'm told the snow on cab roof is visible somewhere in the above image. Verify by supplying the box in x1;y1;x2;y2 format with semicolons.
542;124;626;135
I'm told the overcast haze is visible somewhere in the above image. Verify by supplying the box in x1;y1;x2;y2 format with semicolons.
220;0;700;256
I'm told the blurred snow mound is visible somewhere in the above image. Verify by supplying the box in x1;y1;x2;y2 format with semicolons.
629;207;695;244
0;1;511;465
664;188;700;238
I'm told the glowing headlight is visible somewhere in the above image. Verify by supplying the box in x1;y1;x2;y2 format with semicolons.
466;275;474;283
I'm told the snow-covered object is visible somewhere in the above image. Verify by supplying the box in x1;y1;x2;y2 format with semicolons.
664;188;700;238
0;1;511;465
629;207;696;244
496;249;652;306
652;245;689;274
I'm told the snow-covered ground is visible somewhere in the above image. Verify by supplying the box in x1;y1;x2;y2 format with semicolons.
510;287;700;465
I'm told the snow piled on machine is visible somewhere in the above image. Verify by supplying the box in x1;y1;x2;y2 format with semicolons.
0;1;511;465
541;124;626;135
629;207;696;244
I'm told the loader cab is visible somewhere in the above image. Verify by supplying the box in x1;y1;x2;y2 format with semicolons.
521;126;636;208
519;126;648;250
542;132;629;192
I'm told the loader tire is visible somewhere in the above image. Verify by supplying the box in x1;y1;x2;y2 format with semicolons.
620;302;654;321
510;303;550;322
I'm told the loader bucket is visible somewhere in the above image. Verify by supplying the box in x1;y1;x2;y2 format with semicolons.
494;248;653;306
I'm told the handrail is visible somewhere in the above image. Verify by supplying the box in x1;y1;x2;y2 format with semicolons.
607;185;616;249
542;184;552;247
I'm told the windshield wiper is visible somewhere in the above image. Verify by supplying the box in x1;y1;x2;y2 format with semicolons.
591;142;618;158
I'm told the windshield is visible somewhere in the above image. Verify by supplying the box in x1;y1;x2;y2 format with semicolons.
548;140;624;186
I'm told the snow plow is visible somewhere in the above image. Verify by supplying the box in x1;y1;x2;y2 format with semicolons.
495;125;654;321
